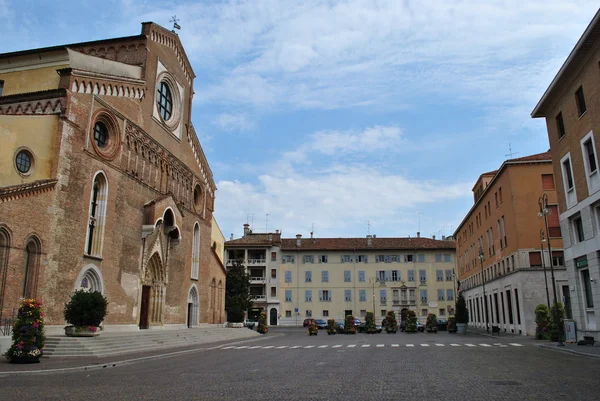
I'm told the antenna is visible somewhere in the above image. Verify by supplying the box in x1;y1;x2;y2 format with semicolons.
265;214;269;233
418;212;423;233
170;16;181;33
506;143;518;159
367;220;371;235
251;213;255;230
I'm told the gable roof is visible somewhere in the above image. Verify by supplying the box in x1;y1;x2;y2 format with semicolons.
225;233;282;247
279;237;455;251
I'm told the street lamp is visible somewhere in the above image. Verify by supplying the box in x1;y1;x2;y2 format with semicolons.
538;193;564;347
478;248;489;334
540;229;551;309
368;277;378;315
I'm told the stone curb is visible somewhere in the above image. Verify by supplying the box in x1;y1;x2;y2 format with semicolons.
0;333;283;377
537;344;600;359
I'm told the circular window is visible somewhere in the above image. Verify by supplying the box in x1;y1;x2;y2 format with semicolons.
89;110;121;160
15;149;33;175
93;122;109;148
157;81;173;121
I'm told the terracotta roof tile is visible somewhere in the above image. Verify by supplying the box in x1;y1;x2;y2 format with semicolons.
507;150;551;163
279;237;455;251
225;233;282;246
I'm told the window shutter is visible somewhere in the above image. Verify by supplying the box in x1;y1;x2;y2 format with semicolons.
528;252;542;267
319;290;323;301
542;174;555;190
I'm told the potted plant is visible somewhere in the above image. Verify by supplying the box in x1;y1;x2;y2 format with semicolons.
405;310;418;333
308;320;318;335
5;298;45;364
384;310;398;333
365;311;377;334
344;315;357;334
256;311;268;334
447;316;457;333
327;318;336;335
535;304;551;340
425;313;438;333
64;290;108;337
455;293;469;334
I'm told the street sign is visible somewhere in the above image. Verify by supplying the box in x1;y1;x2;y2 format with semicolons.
294;308;298;312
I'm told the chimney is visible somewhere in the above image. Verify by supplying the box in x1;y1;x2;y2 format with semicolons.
373;234;376;238
275;229;280;234
296;234;302;247
367;234;373;246
243;223;250;236
432;235;436;240
417;232;420;238
230;233;234;240
310;231;314;239
442;235;446;240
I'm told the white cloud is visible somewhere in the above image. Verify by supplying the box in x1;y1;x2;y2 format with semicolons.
212;112;256;132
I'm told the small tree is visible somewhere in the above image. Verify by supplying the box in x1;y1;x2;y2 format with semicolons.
344;315;357;334
549;302;565;342
256;311;268;334
447;316;457;333
535;304;551;340
225;259;253;323
327;318;336;335
405;310;418;333
426;313;438;333
384;310;398;333
455;293;469;324
64;290;108;328
365;311;377;333
6;298;45;363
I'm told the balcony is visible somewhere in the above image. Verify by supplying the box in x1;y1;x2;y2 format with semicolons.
247;258;266;265
251;294;266;301
421;299;428;305
250;276;266;284
393;299;400;305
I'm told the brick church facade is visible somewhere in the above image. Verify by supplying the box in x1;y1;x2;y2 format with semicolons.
0;22;226;332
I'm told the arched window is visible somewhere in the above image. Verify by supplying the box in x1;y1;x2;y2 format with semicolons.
210;278;216;310
86;172;108;257
0;227;10;318
191;223;200;279
23;237;41;299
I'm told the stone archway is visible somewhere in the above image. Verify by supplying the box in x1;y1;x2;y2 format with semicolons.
140;252;165;329
187;286;199;328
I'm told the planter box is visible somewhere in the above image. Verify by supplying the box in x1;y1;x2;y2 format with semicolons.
65;326;101;337
227;322;244;328
456;323;468;334
8;355;41;364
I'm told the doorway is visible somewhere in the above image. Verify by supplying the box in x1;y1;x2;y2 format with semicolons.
562;285;572;319
139;285;150;329
187;303;193;328
270;308;278;326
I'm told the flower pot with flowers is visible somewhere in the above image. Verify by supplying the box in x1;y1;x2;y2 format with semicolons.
447;316;457;333
405;310;418;333
5;298;46;364
256;312;268;334
455;293;469;334
307;320;318;335
344;315;357;334
384;310;398;333
425;313;438;333
63;290;108;337
326;319;336;335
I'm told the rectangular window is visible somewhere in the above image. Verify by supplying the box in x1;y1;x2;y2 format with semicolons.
380;289;387;302
439;309;446;317
552;251;564;267
323;310;329;317
344;270;351;282
376;270;385;281
285;310;292;318
392;270;400;281
282;255;295;264
305;271;312;282
445;269;453;281
285;271;292;283
444;254;451;263
319;290;331;302
573;216;585;242
271;252;277;261
563;159;574;190
305;290;312;302
357;255;368;263
447;289;454;301
506;290;513;324
421;309;428;317
514;289;521;325
359;289;366;302
271;269;277;278
419;269;426;283
499;187;503;203
303;255;314;264
0;80;3;96
341;255;353;263
345;289;352;302
556;112;566;139
321;271;329;282
404;254;414;262
306;310;312;317
436;270;443;281
584;138;597;173
408;270;415;281
575;86;587;116
582;269;594;308
285;289;292;302
420;289;427;302
417;254;425;263
542;174;555;190
271;287;276;297
318;255;328;263
435;254;442;263
359;271;365;282
376;255;385;263
495;192;498;208
437;289;444;301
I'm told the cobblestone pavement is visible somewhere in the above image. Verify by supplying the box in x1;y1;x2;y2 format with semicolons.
3;329;600;401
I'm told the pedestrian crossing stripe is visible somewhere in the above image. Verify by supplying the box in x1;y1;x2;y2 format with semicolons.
262;346;274;349
509;343;523;347
420;344;430;347
289;346;301;349
406;344;414;347
318;345;328;348
347;345;356;348
435;344;445;347
465;344;476;347
223;343;526;350
362;344;370;347
303;345;314;348
248;346;262;349
391;344;399;347
376;344;385;347
276;346;288;349
450;344;460;347
332;345;342;348
479;344;491;347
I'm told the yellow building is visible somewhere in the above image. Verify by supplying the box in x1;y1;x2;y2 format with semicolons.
225;226;457;326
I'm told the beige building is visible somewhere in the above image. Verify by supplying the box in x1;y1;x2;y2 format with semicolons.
532;9;600;341
225;226;457;326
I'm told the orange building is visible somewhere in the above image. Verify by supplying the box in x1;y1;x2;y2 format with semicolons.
531;9;600;342
454;152;566;336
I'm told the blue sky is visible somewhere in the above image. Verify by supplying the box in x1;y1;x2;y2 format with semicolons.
2;1;599;240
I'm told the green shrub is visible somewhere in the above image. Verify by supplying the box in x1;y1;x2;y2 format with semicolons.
344;315;357;334
327;318;336;334
426;313;438;333
535;304;551;340
549;302;565;342
447;316;457;332
405;310;417;333
64;290;108;328
365;311;377;333
384;310;398;332
257;311;268;334
455;293;469;324
227;309;245;323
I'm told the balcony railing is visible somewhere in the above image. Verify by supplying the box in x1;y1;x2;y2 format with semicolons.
250;276;266;283
248;258;266;264
251;295;266;301
393;299;400;305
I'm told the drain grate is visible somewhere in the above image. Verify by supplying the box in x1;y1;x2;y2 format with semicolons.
491;381;522;386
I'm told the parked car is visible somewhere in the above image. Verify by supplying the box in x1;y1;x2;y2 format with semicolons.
375;324;383;333
437;319;448;332
244;319;257;330
315;319;328;329
303;318;316;327
334;320;345;333
416;322;425;332
353;318;362;327
357;322;382;333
